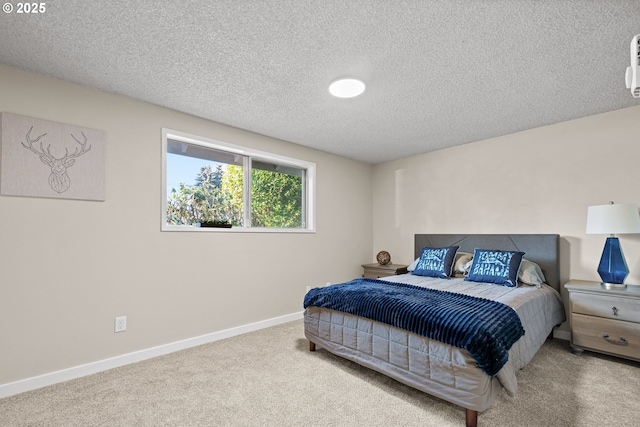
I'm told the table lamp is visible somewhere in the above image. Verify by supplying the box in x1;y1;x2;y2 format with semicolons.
586;201;640;288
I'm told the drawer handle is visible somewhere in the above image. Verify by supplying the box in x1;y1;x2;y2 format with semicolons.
611;306;618;316
602;334;628;346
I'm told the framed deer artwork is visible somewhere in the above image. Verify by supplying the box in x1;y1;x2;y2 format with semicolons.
0;113;106;201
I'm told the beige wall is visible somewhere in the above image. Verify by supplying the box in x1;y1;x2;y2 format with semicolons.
3;61;639;388
372;105;640;334
0;65;373;385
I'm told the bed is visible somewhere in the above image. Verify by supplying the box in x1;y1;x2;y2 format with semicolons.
303;234;565;427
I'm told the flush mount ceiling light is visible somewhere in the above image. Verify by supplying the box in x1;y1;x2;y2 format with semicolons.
329;78;365;98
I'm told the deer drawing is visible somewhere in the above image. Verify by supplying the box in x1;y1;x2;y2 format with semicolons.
21;126;92;194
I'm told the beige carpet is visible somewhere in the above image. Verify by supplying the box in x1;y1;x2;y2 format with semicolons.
1;320;639;426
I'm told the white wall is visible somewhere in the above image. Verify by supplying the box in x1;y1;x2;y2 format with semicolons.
0;65;373;386
372;105;640;335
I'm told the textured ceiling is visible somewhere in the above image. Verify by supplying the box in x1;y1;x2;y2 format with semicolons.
1;1;639;164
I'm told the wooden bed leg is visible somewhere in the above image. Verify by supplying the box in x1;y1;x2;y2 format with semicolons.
309;341;316;352
465;409;478;427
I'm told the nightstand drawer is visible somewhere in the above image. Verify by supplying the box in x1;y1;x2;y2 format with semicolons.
572;314;640;361
363;267;400;278
361;263;408;278
571;292;640;323
363;269;389;278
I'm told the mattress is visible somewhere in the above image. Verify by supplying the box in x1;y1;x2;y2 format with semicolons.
303;274;565;412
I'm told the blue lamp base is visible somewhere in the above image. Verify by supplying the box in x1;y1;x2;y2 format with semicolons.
597;237;629;288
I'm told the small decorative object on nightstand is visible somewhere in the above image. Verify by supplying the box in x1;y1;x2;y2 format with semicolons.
376;251;391;265
362;262;408;278
565;279;640;362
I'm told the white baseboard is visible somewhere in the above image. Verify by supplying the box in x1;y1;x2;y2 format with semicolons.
0;311;304;399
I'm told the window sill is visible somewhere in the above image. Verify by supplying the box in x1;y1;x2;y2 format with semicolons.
161;224;315;233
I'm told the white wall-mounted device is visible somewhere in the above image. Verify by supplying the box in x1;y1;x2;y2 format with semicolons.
625;34;640;98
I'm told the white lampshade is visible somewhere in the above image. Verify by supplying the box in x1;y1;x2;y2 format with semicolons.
586;202;640;234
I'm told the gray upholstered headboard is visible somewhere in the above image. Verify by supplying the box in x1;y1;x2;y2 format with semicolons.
414;234;560;292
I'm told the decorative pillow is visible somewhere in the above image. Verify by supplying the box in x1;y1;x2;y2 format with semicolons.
412;246;459;278
464;249;525;287
518;259;546;287
452;252;473;275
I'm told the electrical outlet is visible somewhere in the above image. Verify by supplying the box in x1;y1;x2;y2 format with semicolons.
114;316;127;333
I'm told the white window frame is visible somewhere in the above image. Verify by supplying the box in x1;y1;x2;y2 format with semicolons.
162;128;316;233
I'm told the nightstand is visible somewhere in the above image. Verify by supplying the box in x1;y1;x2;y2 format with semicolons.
362;263;408;278
564;279;640;362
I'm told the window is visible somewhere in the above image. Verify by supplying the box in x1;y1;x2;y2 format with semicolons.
162;128;315;232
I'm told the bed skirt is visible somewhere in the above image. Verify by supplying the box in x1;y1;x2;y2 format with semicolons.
304;307;503;412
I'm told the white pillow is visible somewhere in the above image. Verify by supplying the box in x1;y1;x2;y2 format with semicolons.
407;257;419;272
518;259;546;287
453;252;473;274
461;259;474;275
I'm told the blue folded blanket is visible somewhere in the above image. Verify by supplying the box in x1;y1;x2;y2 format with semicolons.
304;278;524;376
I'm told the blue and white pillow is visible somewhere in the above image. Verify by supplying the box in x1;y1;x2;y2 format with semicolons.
464;249;525;287
412;246;459;279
